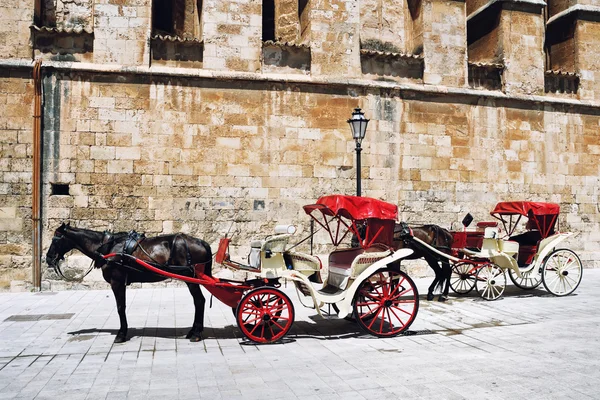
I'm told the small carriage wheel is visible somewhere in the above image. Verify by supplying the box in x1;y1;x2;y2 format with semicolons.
541;249;583;297
508;266;542;290
353;268;419;337
236;287;294;344
450;262;477;294
475;263;506;301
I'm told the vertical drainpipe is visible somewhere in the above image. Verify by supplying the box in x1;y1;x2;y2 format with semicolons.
32;59;42;291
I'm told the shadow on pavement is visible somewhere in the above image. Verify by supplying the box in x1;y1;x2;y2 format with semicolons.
66;317;432;342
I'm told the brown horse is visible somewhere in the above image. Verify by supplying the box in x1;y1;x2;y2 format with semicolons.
393;223;453;302
45;223;212;343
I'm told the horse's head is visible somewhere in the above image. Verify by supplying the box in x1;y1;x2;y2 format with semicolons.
46;223;77;270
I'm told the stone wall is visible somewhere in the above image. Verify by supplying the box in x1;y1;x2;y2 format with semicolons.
0;71;34;289
0;0;33;59
28;72;600;281
1;0;600;290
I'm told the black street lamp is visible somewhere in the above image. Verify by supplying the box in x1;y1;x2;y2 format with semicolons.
347;107;369;197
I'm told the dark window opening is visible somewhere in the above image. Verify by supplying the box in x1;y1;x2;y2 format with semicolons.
152;0;203;38
298;0;310;39
467;3;501;46
263;0;275;41
51;183;70;196
153;0;174;34
545;16;576;72
298;0;309;17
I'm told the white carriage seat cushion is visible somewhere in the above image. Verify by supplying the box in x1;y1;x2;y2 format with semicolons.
350;247;392;278
328;247;365;290
481;238;500;253
248;248;261;269
261;234;291;253
499;240;519;256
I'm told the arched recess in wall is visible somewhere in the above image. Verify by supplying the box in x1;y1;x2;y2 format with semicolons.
151;0;204;67
30;0;95;60
544;0;579;94
152;0;203;39
465;0;504;90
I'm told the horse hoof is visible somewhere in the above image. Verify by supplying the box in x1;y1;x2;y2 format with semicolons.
426;293;434;301
189;334;203;342
114;335;127;344
438;296;448;302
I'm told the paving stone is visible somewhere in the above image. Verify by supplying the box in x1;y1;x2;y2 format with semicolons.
0;272;599;398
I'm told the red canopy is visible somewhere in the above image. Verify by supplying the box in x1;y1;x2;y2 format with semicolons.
303;195;398;221
490;201;560;217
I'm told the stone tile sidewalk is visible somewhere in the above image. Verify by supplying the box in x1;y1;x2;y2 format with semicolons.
1;270;599;399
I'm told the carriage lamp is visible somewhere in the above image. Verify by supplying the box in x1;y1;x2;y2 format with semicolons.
347;107;369;197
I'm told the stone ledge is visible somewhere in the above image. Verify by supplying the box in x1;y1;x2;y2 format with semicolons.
1;58;599;110
467;0;546;21
30;25;94;35
547;5;600;25
262;40;310;50
151;33;203;45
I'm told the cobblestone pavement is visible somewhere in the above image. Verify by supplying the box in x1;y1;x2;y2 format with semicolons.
1;269;599;400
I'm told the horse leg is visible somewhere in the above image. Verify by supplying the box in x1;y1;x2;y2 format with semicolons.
438;259;452;302
185;283;205;342
110;279;128;343
425;256;441;301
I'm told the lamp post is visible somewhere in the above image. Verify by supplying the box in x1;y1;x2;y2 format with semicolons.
347;107;369;197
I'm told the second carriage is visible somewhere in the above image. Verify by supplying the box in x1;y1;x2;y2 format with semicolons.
414;201;583;300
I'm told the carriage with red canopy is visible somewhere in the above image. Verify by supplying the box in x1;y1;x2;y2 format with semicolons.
215;194;420;343
449;201;583;299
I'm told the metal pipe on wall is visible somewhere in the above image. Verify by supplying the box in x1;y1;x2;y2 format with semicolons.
32;59;43;291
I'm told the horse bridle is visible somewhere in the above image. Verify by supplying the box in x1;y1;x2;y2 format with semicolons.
49;230;113;281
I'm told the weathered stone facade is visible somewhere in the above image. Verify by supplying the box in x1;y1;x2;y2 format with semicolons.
0;0;599;289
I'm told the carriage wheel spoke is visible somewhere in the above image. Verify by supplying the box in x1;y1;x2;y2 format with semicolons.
271;320;286;331
385;308;394;332
366;307;383;329
237;288;295;343
354;269;418;337
388;306;406;329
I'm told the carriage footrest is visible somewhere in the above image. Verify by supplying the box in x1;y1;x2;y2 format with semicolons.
317;284;345;296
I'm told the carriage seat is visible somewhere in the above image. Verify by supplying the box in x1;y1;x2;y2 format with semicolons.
248;235;294;269
326;245;391;290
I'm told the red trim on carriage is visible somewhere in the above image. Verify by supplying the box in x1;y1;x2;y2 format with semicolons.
491;201;560;238
490;201;560;216
303;195;398;221
102;253;251;308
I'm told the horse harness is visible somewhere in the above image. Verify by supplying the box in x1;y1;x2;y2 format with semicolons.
395;222;452;257
110;231;200;279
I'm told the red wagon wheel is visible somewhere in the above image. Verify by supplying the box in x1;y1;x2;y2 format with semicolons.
236;287;294;344
450;262;477;294
353;268;419;337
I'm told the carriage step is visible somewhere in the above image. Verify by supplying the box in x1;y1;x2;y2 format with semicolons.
317;284;345;296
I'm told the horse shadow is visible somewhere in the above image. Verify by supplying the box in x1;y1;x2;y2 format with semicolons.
67;318;375;342
444;284;561;302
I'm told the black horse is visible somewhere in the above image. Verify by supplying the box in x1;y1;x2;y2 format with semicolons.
392;223;453;302
46;223;212;343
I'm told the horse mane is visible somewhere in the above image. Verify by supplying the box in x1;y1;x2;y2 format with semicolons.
421;224;453;248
